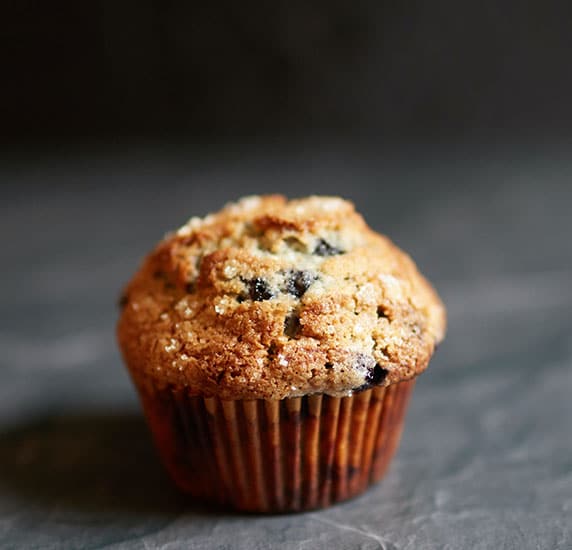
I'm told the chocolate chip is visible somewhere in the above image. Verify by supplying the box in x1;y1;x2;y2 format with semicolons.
325;362;334;369
313;239;344;257
284;311;301;337
246;278;274;301
285;270;316;298
365;364;388;386
186;282;196;294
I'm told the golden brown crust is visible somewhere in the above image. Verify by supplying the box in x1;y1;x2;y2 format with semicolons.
117;195;446;400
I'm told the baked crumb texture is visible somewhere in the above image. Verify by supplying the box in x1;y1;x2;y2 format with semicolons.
118;195;446;400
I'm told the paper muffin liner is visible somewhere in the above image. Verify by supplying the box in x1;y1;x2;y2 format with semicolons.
137;379;415;512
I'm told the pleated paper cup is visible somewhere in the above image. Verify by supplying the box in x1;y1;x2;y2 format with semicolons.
137;379;415;512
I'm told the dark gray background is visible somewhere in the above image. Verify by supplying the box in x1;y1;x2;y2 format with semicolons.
1;2;572;548
2;1;572;141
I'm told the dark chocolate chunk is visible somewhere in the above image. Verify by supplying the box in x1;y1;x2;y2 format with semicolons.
284;311;301;337
246;278;274;301
313;239;344;257
325;362;334;369
285;270;316;298
186;282;196;294
365;364;388;386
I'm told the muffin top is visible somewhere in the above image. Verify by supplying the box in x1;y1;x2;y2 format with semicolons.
117;195;446;400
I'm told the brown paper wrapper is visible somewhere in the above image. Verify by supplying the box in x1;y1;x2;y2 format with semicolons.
137;379;415;512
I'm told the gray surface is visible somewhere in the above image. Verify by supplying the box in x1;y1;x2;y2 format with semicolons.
1;142;571;549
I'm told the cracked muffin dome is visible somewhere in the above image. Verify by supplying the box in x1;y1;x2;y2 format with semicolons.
117;195;446;400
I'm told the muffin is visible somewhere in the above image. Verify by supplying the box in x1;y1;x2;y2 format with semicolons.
117;195;446;512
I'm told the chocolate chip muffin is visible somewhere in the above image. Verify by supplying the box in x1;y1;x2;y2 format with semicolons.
117;195;446;512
